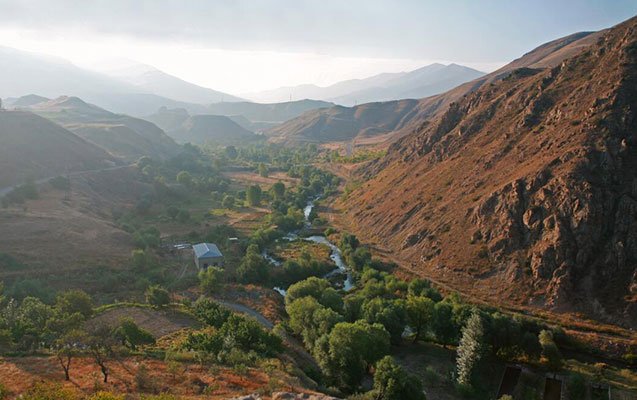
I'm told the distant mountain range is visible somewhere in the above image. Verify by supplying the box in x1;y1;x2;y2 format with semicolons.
104;63;245;104
0;46;239;117
243;63;485;105
268;32;602;146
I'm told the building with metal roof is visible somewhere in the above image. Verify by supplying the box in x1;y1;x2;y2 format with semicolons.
193;243;224;270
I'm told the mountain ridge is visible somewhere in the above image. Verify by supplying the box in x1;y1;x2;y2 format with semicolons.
340;16;637;326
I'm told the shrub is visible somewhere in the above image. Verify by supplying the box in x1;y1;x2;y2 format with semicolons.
145;285;171;307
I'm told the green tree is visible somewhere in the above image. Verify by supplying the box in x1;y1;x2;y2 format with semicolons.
246;185;262;206
371;356;426;400
362;298;407;345
86;325;117;383
176;171;193;186
406;295;435;343
286;297;343;348
192;297;230;328
285;277;343;312
145;285;170;307
222;194;235;209
257;162;269;177
539;330;562;370
198;266;224;294
456;312;485;386
114;318;155;350
225;145;238;159
55;290;93;319
176;209;190;223
431;302;455;347
237;244;268;283
314;320;390;390
272;181;285;200
166;205;179;220
53;329;87;381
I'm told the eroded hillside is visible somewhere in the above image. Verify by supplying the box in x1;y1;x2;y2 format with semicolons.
342;16;637;327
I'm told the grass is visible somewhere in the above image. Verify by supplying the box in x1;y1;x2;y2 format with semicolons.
272;240;332;264
565;359;637;391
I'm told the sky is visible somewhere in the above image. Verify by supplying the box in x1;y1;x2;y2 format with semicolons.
0;0;635;94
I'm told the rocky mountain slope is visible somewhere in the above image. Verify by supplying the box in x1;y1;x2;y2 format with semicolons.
27;96;180;161
268;31;604;147
341;16;637;327
0;111;116;187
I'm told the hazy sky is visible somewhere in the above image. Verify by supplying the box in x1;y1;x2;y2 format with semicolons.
0;0;635;94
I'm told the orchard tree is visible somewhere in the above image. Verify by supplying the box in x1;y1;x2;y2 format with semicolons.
272;181;285;200
198;266;224;294
246;185;262;206
258;162;269;177
456;312;485;386
371;356;426;400
53;329;87;381
55;289;93;318
86;325;117;383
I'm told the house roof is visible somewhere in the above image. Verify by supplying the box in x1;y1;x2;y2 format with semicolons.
193;243;223;259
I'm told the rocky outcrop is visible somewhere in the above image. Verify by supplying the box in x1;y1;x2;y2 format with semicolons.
344;16;637;328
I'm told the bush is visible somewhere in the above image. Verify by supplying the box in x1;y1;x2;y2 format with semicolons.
115;318;155;350
192;297;231;328
198;267;224;294
145;285;171;307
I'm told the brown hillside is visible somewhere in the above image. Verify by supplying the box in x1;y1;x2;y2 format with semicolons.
342;16;637;328
0;111;116;187
30;96;180;161
268;30;605;148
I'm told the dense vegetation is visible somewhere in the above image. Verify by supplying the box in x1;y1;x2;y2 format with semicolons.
0;141;633;399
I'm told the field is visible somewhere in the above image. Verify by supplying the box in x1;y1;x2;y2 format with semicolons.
0;356;283;399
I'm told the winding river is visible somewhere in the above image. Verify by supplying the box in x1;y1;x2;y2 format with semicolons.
270;198;354;296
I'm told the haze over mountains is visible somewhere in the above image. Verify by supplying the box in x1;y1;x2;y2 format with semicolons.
243;63;485;105
0;46;237;116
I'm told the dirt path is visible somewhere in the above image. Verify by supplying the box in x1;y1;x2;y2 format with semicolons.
214;298;320;370
214;299;274;329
